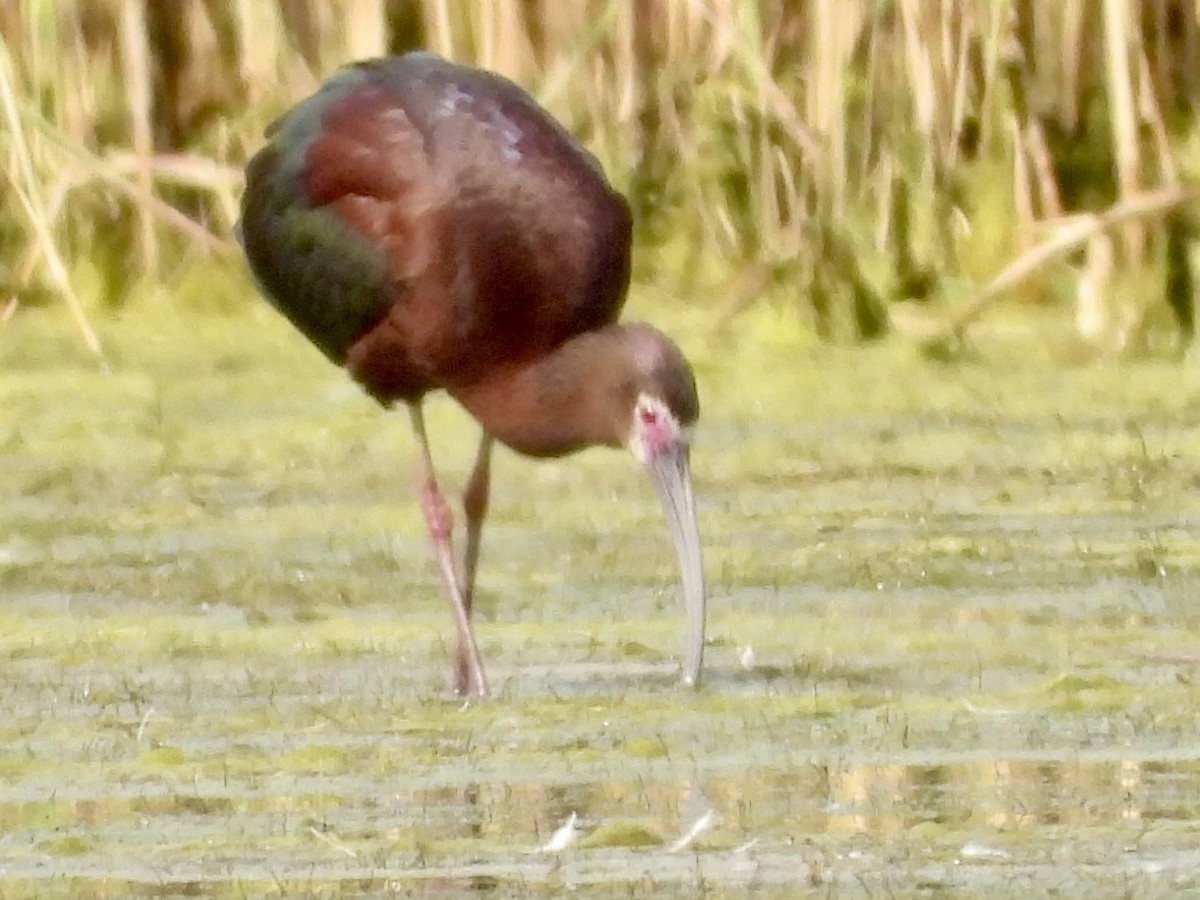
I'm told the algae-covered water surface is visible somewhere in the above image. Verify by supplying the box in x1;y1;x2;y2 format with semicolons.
4;288;1200;898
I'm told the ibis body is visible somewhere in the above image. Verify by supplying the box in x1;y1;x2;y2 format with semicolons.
238;52;705;696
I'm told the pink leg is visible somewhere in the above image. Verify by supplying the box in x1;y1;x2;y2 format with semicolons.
408;403;488;698
460;434;493;608
453;434;493;692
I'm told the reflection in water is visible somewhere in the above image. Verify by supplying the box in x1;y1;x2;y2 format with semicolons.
803;756;1193;834
0;751;1196;896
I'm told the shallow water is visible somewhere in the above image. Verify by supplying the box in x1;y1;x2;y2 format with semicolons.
4;296;1200;897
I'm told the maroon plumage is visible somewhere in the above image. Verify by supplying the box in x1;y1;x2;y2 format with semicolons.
239;53;705;696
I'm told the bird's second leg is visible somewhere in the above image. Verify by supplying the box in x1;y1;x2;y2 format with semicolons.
455;433;493;690
407;403;489;698
461;434;493;605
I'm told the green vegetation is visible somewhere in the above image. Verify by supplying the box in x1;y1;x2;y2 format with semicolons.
3;1;1200;354
5;297;1200;894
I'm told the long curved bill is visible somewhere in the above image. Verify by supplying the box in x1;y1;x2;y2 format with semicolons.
647;442;706;686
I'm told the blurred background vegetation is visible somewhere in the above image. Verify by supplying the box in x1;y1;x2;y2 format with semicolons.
2;0;1199;358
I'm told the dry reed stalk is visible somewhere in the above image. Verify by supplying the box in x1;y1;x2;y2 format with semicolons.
425;0;456;59
1103;0;1144;262
234;0;311;105
1009;115;1036;250
899;0;937;152
1026;118;1063;220
946;2;971;169
20;84;240;253
974;0;1008;154
119;0;157;272
809;0;847;218
0;40;102;355
1002;8;1061;231
630;0;659;226
1136;48;1178;185
91;154;239;255
481;0;531;81
344;0;387;61
859;10;883;193
1060;0;1084;131
949;185;1199;339
1182;0;1200;101
535;0;622;112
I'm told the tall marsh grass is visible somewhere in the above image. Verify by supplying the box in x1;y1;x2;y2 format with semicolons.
2;0;1199;352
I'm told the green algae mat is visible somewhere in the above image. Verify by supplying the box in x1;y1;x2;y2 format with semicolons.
4;294;1200;897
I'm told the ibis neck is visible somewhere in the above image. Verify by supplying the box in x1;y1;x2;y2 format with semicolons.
449;329;628;459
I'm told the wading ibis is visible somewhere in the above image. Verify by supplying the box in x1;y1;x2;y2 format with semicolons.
237;52;705;697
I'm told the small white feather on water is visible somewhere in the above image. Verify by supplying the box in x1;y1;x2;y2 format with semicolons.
958;841;1010;861
669;809;718;852
538;812;579;853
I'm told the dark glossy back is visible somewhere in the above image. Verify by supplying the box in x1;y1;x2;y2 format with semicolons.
239;54;633;404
